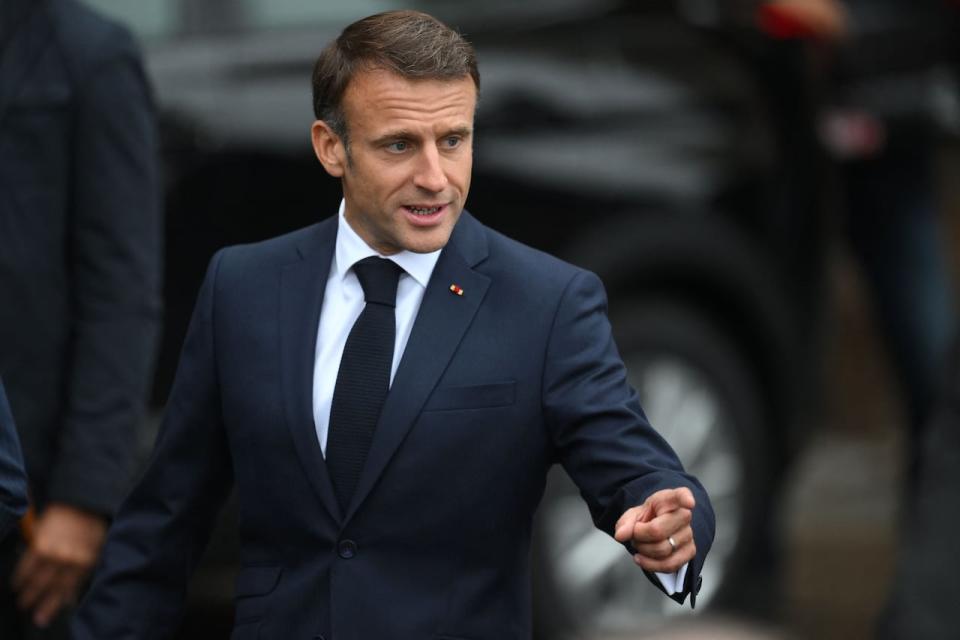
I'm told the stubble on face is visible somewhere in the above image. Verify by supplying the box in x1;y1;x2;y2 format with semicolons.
337;69;476;255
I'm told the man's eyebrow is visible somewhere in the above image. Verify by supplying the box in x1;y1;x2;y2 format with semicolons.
370;126;473;146
371;129;417;146
444;126;473;138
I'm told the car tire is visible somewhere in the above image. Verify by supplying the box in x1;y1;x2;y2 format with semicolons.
532;299;772;638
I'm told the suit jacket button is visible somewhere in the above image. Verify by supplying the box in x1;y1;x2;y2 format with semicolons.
338;539;357;559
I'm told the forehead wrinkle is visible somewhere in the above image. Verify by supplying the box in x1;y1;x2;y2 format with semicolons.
370;92;475;119
360;102;474;142
346;73;475;113
349;68;475;99
372;108;473;133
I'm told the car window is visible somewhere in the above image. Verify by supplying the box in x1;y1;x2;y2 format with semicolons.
83;0;179;40
242;0;397;30
241;0;616;31
85;0;616;41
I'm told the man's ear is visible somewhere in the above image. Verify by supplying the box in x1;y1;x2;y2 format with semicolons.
311;120;347;177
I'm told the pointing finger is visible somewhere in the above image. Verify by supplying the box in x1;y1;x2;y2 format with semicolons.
645;487;695;518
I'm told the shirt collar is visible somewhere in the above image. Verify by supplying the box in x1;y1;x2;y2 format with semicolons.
334;199;441;288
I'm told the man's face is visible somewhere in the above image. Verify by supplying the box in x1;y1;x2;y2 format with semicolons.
312;68;476;255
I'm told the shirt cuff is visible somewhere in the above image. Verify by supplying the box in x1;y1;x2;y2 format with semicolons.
655;562;689;595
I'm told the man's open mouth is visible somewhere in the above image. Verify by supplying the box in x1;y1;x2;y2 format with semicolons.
404;205;443;216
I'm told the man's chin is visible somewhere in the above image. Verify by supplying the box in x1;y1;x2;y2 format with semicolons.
404;237;451;254
401;221;457;254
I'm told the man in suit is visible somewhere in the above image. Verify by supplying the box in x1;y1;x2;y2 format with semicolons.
74;10;714;639
0;0;161;634
0;381;28;542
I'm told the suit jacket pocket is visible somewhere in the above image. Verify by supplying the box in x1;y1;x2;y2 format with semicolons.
422;381;516;412
234;565;282;623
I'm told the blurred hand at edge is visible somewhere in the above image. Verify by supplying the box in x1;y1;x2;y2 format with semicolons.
11;503;107;628
766;0;851;42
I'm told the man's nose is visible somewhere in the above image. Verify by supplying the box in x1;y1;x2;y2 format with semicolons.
412;145;448;192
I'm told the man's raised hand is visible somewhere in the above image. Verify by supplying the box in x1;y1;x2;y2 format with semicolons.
614;487;696;574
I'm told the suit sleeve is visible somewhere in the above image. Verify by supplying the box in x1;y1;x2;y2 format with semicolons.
541;269;715;607
46;27;162;515
72;252;233;639
0;381;28;540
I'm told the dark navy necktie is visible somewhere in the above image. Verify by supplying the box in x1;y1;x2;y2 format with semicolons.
326;256;403;512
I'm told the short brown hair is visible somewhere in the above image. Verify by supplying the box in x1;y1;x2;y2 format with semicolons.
311;10;480;142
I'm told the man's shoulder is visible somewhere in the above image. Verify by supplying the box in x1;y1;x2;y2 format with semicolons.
216;218;333;270
46;0;142;80
462;212;586;285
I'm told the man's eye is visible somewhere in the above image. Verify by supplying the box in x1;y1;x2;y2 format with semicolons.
443;136;462;148
387;141;408;153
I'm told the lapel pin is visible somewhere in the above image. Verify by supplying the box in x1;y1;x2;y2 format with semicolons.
449;284;464;296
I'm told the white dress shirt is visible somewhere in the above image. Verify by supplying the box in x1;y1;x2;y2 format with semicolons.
312;201;441;456
311;200;686;594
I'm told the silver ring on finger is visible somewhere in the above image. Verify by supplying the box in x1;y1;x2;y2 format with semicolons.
668;536;677;553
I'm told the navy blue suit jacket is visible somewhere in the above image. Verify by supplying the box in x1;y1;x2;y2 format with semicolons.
74;213;714;639
0;380;28;540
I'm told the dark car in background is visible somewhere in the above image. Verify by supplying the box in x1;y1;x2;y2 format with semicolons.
82;0;958;636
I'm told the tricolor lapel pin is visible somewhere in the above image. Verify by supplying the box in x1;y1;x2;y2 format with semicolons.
449;284;464;296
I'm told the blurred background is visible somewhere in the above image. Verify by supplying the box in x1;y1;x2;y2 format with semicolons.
69;0;960;637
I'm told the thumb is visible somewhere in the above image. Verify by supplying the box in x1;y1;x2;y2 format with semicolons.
614;506;644;542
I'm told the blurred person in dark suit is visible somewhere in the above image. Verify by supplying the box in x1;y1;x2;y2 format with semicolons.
0;0;161;635
770;0;956;489
768;1;958;635
755;0;956;625
830;0;957;487
877;334;960;638
0;381;28;542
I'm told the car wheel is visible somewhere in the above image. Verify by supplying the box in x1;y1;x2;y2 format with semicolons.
533;300;770;637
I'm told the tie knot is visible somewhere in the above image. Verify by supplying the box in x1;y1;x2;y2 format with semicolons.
353;256;402;307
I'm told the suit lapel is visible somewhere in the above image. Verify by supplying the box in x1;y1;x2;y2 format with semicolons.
345;214;491;522
279;218;343;523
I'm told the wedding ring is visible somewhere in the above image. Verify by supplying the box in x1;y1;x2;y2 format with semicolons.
668;536;677;552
